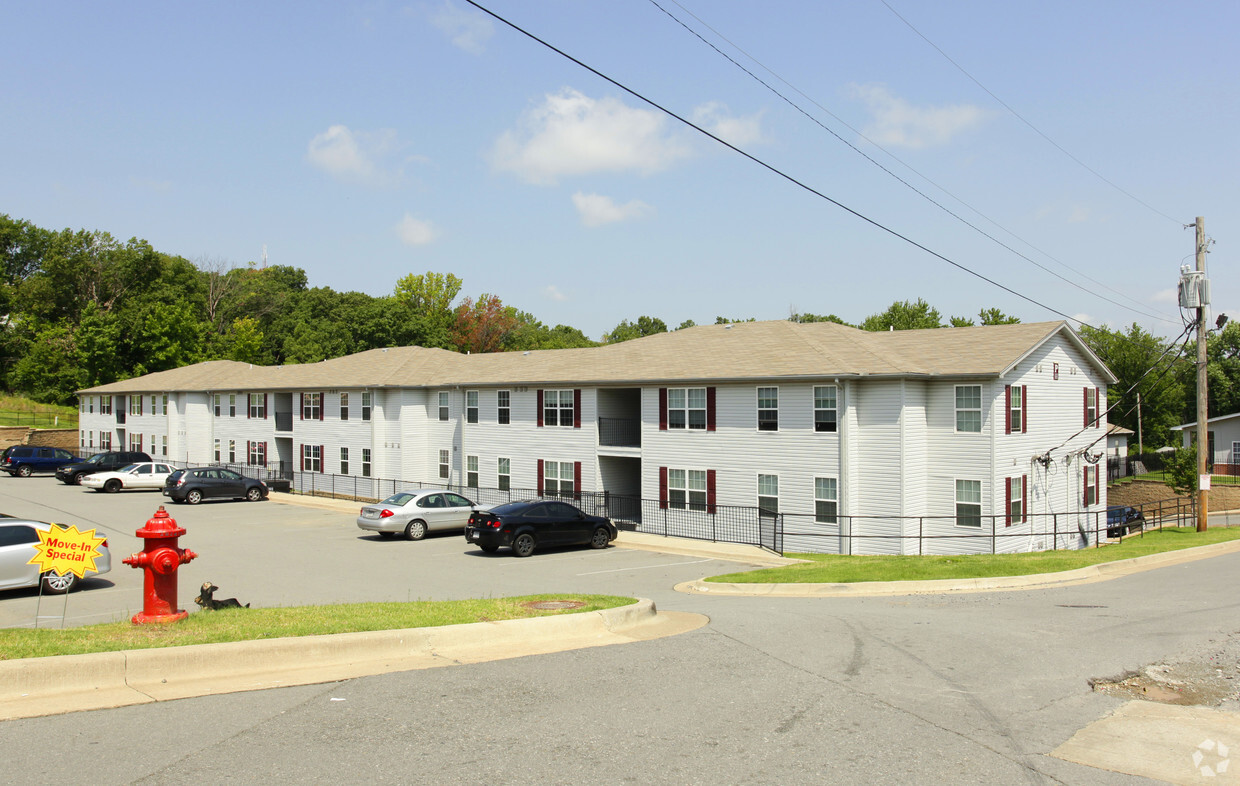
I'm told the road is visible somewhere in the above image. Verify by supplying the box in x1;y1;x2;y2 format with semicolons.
3;477;1239;783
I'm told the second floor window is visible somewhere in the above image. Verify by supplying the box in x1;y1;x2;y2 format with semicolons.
814;386;838;432
340;393;349;421
467;391;479;424
757;388;778;431
249;393;266;419
956;386;982;433
543;390;574;427
498;391;510;425
302;392;322;420
438;392;449;422
668;388;707;430
100;396;112;415
361;391;372;420
130;396;142;416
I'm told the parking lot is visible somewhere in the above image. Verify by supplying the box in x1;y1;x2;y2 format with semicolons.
0;477;753;629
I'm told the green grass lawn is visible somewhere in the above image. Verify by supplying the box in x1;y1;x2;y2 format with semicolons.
707;527;1240;584
0;594;634;660
1111;471;1240;486
0;394;78;429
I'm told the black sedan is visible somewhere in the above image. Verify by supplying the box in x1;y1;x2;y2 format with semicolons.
163;467;268;504
465;500;617;557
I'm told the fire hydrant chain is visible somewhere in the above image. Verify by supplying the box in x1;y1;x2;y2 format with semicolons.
122;506;197;624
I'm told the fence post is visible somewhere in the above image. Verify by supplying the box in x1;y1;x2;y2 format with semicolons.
991;517;996;554
1053;514;1057;551
919;517;923;556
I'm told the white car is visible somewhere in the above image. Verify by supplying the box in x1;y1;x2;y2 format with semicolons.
357;489;480;540
81;462;177;493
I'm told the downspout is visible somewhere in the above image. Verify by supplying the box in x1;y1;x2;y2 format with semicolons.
840;379;851;556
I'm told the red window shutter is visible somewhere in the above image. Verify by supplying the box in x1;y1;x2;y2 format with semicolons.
659;388;668;431
707;387;716;431
1005;385;1012;435
247;396;251;419
706;469;716;514
319;393;325;421
247;440;251;463
1022;386;1028;433
1022;475;1028;522
264;393;269;419
1005;477;1012;527
574;461;582;490
319;445;325;471
573;389;581;429
262;442;267;467
537;459;544;496
658;466;668;510
537;390;544;428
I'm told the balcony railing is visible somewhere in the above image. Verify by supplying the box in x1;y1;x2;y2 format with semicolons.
274;412;293;432
598;417;640;447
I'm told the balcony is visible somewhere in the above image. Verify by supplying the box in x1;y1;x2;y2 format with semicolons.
599;417;640;448
275;412;293;432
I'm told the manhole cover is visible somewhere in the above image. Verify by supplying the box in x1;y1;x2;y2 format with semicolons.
522;600;585;610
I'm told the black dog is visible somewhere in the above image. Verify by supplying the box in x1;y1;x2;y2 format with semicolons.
194;582;249;610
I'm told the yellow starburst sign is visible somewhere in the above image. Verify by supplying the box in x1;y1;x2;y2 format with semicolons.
27;524;106;579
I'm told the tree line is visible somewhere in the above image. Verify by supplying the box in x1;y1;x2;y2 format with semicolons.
1;215;1233;451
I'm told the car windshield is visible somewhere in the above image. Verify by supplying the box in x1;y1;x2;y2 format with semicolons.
381;493;416;506
85;453;108;464
120;464;140;473
490;502;533;516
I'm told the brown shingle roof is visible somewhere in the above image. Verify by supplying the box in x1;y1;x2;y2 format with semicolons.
79;319;1114;393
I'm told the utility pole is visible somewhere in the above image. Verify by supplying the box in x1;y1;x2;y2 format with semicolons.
1136;392;1143;455
1195;216;1209;532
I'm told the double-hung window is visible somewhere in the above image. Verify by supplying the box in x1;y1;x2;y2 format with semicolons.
955;480;982;528
1007;386;1024;433
361;448;371;477
161;435;167;457
228;439;236;463
340;393;349;421
439;449;450;479
814;386;838;432
757;388;778;431
955;386;982;433
99;432;111;449
228;394;236;417
438;392;449;422
213;395;221;417
498;457;510;490
214;439;221;462
162;394;168;415
544;461;575;496
249;393;266;419
302;444;322;472
757;474;779;517
249;441;266;466
1084;387;1099;428
361;392;372;421
340;447;349;475
667;469;708;511
150;395;157;414
497;391;511;425
467;455;479;487
130;396;142;416
815;477;838;523
302;393;321;420
1083;465;1098;506
667;388;707;430
466;391;479;424
100;396;112;415
543;390;573;427
1007;476;1026;526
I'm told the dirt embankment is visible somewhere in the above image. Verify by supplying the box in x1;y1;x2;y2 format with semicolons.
0;427;80;451
1108;479;1240;512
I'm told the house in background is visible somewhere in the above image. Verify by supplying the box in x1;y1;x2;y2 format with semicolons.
76;320;1115;555
1172;412;1240;475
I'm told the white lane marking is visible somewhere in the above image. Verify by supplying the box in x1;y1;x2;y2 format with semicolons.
577;558;714;575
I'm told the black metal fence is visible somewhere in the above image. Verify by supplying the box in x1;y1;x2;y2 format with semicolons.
1107;452;1169;481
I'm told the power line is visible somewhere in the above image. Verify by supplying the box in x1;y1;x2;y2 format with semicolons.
463;0;1092;328
649;0;1177;325
877;0;1182;226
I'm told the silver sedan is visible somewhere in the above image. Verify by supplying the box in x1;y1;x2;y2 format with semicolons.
356;489;480;540
0;519;112;594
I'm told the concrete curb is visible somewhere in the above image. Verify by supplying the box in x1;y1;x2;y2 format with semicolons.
0;599;707;721
675;538;1240;598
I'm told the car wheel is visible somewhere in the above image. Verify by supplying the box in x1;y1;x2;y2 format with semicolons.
512;533;536;557
73;472;85;485
104;479;121;493
42;571;78;594
590;527;610;549
479;543;499;553
16;465;31;477
377;531;396;539
245;486;263;502
186;489;203;505
405;520;427;541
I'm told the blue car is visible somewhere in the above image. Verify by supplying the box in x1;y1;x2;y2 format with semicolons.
2;446;78;477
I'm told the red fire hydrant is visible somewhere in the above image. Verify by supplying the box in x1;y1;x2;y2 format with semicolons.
123;506;198;624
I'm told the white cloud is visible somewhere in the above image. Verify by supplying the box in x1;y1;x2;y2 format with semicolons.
428;1;493;54
572;192;653;227
492;88;691;185
692;101;764;147
847;83;990;149
1067;205;1092;223
307;125;403;185
395;213;437;246
545;285;567;302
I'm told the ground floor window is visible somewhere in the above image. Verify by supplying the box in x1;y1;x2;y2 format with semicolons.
340;447;349;475
361;448;371;478
815;477;838;524
467;455;478;487
498;457;510;491
757;474;779;517
439;449;450;480
248;441;266;467
214;438;221;463
302;444;322;473
544;461;575;496
956;480;982;528
228;439;236;463
130;434;143;452
667;469;707;511
99;432;110;450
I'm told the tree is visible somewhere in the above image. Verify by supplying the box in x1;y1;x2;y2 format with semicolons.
453;294;519;354
790;311;847;325
714;316;755;324
676;319;697;330
605;316;667;344
979;307;1021;325
394;271;462;334
949;315;974;327
1079;323;1186;449
860;299;942;331
1163;445;1197;496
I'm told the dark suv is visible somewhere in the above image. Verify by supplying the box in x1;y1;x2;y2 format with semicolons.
2;446;78;477
56;451;152;485
1106;506;1146;538
163;467;268;504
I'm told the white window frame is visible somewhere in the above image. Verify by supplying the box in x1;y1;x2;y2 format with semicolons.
667;388;707;430
467;455;479;487
249;393;266;418
814;386;838;433
439;449;450;480
302;444;322;473
1009;386;1023;433
955;385;982;433
340;446;349;475
100;396;112;415
543;390;574;428
438;391;449;422
466;391;479;424
955;479;982;528
302;392;322;420
130;396;142;416
1008;476;1024;525
361;448;371;477
228;439;236;463
162;394;168;415
1085;387;1098;427
340;392;349;421
249;441;266;467
162;435;167;457
214;438;221;463
99;431;111;449
498;457;510;491
361;391;372;421
228;394;236;418
757;387;778;431
497;390;511;425
815;477;838;524
757;473;779;516
667;468;707;511
544;460;575;496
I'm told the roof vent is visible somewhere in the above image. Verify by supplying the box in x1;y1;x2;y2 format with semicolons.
724;324;732;330
523;351;531;356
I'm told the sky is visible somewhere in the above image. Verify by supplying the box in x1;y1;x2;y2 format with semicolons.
3;0;1236;342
